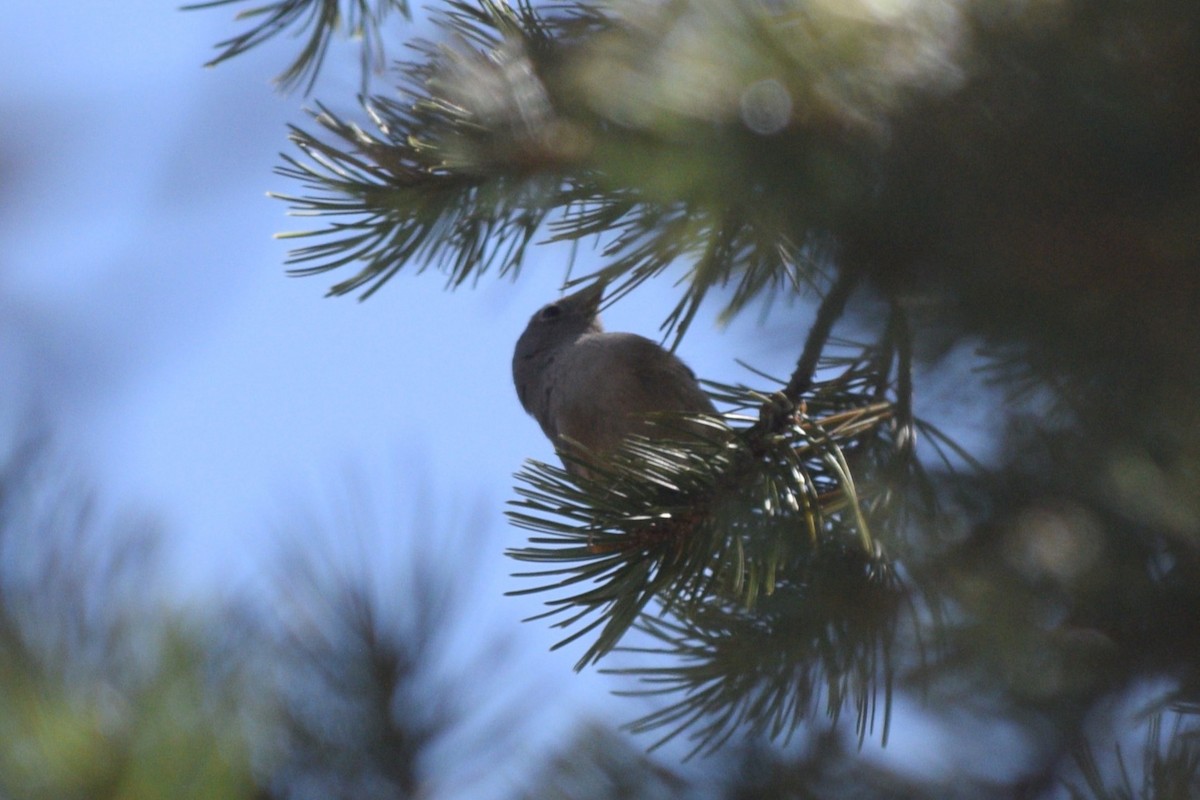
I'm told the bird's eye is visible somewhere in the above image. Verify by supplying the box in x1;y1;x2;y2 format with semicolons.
540;304;562;321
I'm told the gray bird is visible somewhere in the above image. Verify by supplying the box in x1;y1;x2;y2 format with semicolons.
512;282;719;476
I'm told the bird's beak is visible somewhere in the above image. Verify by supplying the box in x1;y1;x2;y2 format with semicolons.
561;280;605;316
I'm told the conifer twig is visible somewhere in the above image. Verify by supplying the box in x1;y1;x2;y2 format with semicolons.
747;268;861;446
784;268;861;403
888;301;915;460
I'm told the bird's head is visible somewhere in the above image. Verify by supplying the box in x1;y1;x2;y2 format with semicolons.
512;281;606;413
514;281;605;362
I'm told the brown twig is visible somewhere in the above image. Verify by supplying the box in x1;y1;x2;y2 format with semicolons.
747;268;862;446
783;268;861;404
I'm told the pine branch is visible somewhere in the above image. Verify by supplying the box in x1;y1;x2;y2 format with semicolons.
886;299;916;460
270;0;591;295
259;491;528;798
506;373;902;672
783;268;861;404
185;0;407;93
560;202;824;346
1068;712;1200;800
513;722;688;800
609;557;900;759
272;99;559;296
0;438;254;797
505;318;949;753
270;0;891;336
